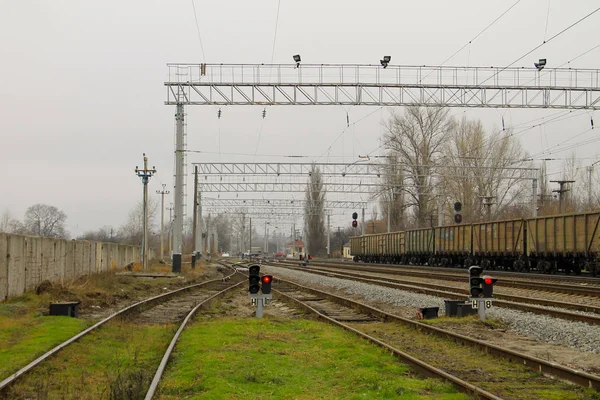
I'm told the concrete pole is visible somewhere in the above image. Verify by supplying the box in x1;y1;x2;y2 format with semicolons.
142;155;149;271
327;212;331;258
206;214;211;258
387;189;391;233
588;167;593;205
361;208;365;236
167;204;174;255
437;196;443;226
195;191;203;256
532;178;538;218
264;221;268;253
249;218;252;254
173;103;185;273
192;166;198;258
156;184;170;262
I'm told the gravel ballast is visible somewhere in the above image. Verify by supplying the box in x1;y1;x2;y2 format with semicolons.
264;265;600;355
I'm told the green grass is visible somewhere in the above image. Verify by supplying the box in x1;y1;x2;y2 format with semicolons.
6;320;176;399
0;296;91;380
157;318;468;399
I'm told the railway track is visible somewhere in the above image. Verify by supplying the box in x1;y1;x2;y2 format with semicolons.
312;260;600;297
0;263;244;398
272;261;600;324
272;277;600;397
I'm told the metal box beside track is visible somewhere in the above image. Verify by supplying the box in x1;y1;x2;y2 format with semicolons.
526;211;600;257
472;218;525;257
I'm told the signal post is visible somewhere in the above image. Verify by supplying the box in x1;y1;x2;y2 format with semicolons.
468;266;497;320
248;264;273;318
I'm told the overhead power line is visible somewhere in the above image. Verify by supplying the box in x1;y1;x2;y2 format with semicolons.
190;0;207;62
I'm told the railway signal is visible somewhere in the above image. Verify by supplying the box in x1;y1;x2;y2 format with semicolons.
248;265;273;318
249;265;261;294
352;212;358;228
468;265;483;298
454;202;462;224
261;275;273;294
482;275;498;297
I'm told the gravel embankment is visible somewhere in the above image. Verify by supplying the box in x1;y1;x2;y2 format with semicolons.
265;265;600;354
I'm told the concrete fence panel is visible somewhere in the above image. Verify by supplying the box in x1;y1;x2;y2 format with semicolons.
7;235;26;298
0;234;8;300
0;234;146;300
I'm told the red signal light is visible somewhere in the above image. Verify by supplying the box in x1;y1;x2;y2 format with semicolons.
484;277;493;285
352;220;358;228
262;275;272;284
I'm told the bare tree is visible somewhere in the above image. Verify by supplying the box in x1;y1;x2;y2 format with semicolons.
304;164;326;255
537;160;555;215
23;204;68;238
0;210;26;234
118;199;158;246
440;118;532;222
213;214;232;253
378;153;406;231
382;106;455;227
78;226;120;242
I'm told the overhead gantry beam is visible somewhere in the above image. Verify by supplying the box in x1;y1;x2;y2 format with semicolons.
166;63;600;109
194;162;384;177
202;198;368;209
199;182;377;193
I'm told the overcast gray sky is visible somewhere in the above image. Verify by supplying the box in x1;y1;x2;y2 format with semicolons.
1;0;599;236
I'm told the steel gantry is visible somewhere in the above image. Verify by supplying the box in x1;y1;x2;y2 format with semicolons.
166;63;600;109
166;62;600;271
202;198;368;209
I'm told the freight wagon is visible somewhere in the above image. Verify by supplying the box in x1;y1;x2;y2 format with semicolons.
350;211;600;276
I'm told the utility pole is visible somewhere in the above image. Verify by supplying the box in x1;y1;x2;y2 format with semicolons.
387;189;392;233
264;221;268;253
192;166;199;268
135;153;156;271
167;203;174;255
156;184;170;262
337;226;342;257
551;180;575;213
326;210;331;258
587;161;600;206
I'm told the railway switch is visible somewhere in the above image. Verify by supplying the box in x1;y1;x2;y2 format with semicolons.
249;265;261;294
482;275;497;297
261;275;273;294
468;265;483;298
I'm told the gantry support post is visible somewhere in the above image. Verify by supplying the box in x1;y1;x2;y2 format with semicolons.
173;103;185;273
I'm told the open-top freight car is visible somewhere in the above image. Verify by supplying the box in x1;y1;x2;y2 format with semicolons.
350;210;600;276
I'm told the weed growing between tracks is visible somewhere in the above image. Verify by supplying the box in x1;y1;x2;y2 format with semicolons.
3;319;176;399
0;261;221;383
351;318;598;400
156;318;468;399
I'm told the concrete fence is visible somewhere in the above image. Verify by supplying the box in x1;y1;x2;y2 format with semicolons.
0;233;152;301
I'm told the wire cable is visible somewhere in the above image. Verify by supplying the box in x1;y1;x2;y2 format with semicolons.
190;0;207;62
480;6;600;85
420;0;522;83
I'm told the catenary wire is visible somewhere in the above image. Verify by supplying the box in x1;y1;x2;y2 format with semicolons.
190;0;207;62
